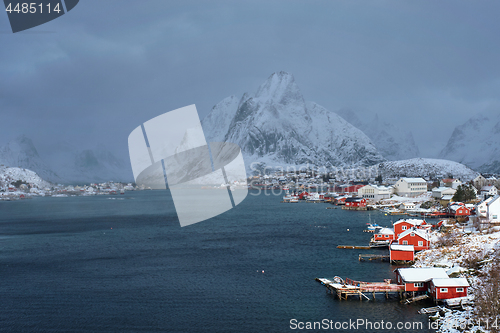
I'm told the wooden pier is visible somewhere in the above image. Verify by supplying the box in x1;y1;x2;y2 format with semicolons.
358;254;390;262
337;245;371;249
316;277;405;301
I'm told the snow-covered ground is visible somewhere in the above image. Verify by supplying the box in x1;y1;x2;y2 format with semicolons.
0;165;52;190
381;192;432;204
377;158;479;181
414;228;500;333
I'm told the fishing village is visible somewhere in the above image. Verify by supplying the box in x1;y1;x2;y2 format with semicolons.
251;170;500;331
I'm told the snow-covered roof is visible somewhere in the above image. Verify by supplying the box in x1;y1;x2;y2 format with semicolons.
345;197;364;202
432;186;456;193
448;205;467;212
398;228;430;241
481;185;497;191
397;267;449;282
394;219;425;226
400;177;426;183
487;195;500;206
431;278;469;287
441;195;454;200
377;227;394;235
477;196;494;207
390;244;414;252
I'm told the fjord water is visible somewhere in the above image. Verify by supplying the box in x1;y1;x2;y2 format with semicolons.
0;191;433;332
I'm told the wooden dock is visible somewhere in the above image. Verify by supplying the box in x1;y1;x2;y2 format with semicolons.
337;245;371;249
316;277;404;301
358;254;390;262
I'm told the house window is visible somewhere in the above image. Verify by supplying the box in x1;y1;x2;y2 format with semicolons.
418;241;423;246
384;235;388;238
440;288;448;293
494;215;498;219
402;226;407;230
411;232;415;237
414;282;424;288
403;241;408;245
457;288;464;293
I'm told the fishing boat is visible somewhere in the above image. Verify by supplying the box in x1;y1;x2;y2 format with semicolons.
366;223;381;231
369;239;391;248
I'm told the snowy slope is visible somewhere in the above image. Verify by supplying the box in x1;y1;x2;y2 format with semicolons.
202;72;385;173
439;113;500;174
201;95;240;143
0;135;60;182
376;158;479;181
338;110;420;161
0;136;133;185
0;165;52;189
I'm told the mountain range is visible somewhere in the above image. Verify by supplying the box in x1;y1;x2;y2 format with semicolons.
202;71;385;174
337;110;420;161
0;72;497;184
0;135;132;184
439;112;500;174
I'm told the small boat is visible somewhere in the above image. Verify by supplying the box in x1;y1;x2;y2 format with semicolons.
369;240;391;248
366;223;381;231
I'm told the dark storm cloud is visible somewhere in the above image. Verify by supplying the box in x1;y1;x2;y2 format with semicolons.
1;0;500;159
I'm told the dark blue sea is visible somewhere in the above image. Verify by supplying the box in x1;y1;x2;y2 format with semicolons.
0;191;436;332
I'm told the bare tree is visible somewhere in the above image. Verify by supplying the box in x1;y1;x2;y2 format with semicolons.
475;254;500;333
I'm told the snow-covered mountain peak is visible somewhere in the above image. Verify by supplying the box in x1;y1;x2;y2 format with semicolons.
6;134;39;157
202;72;385;173
439;112;500;174
254;71;304;106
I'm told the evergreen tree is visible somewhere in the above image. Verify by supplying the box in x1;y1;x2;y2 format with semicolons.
452;185;465;202
452;184;477;202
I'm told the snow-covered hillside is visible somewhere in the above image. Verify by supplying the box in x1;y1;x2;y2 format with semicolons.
202;72;385;174
0;165;52;189
338;110;420;161
0;136;133;184
0;135;60;182
439;113;500;174
376;158;479;181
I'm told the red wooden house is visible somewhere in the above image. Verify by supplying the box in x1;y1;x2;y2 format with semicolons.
334;184;365;195
448;204;471;217
372;227;395;243
397;228;430;251
389;244;414;262
429;278;469;300
344;197;366;208
395;267;449;293
393;219;427;239
333;195;348;205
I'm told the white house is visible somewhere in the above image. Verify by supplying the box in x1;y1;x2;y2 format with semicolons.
476;195;500;223
480;185;498;198
394;178;427;197
358;184;392;201
399;202;416;211
440;178;462;189
432;186;456;199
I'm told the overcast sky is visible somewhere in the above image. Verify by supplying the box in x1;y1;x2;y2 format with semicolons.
1;1;500;161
